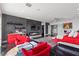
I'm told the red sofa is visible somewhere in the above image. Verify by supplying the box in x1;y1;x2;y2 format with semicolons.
8;34;30;46
52;34;79;45
15;35;30;45
8;34;19;48
22;42;51;56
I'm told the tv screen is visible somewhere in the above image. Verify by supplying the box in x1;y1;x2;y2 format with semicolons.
31;25;36;30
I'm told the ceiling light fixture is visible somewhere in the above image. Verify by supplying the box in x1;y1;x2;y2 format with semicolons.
25;3;32;7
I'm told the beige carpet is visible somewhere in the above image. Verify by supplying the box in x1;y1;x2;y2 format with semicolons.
33;37;56;47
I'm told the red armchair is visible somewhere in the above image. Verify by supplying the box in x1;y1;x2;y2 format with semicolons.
22;42;51;56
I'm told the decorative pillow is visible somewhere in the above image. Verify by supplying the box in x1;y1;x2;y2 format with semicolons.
68;30;74;37
57;35;63;39
52;37;56;39
56;35;63;39
73;32;78;38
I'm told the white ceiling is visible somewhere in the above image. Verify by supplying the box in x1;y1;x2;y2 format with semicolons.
1;3;79;22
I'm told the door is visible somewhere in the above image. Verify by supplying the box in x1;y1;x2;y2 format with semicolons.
51;25;58;37
42;25;44;37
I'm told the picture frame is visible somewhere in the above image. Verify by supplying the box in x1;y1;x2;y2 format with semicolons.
63;23;72;29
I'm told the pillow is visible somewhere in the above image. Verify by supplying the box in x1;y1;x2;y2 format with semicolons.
68;30;74;37
56;35;63;39
73;32;78;37
52;37;56;39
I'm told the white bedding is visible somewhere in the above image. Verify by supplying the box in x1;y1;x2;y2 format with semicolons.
30;35;42;38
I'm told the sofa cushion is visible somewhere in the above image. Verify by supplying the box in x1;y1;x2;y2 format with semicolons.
16;35;30;45
74;39;79;45
32;42;47;54
34;45;51;56
22;48;32;56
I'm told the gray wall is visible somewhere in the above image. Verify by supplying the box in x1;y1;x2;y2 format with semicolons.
2;14;42;41
27;20;42;34
2;14;27;41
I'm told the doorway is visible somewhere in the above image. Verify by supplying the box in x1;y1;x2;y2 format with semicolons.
42;25;44;37
51;25;58;37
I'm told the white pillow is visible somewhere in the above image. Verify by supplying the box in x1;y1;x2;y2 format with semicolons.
56;35;63;39
52;37;56;39
73;32;78;37
68;30;74;37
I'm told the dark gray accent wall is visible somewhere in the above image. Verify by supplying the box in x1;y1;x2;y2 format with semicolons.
2;14;42;41
2;14;27;41
27;20;42;34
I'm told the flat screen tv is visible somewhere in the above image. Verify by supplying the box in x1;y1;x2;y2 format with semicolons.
31;25;36;30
